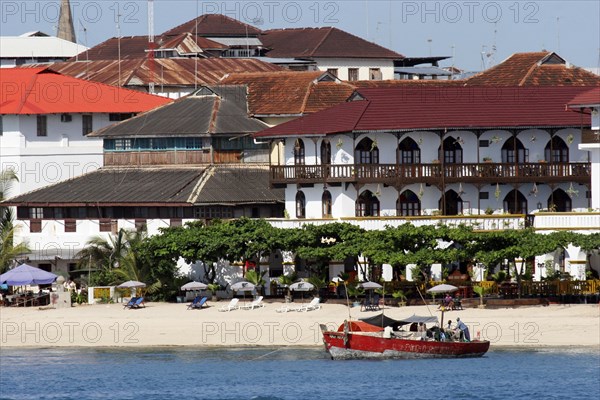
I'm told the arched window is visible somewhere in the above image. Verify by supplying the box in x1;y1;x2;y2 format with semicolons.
439;137;463;164
501;137;528;163
356;190;380;217
293;139;305;165
322;190;332;217
548;188;572;212
544;136;569;163
503;189;527;214
398;137;421;164
355;137;379;164
320;140;331;165
295;191;306;218
439;189;463;216
397;190;421;216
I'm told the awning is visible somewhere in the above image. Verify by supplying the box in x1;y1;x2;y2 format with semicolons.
360;314;439;329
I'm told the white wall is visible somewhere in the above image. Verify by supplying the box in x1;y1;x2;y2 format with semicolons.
1;114;107;197
312;58;395;81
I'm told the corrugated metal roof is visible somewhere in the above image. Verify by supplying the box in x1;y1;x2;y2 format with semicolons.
255;86;595;137
3;166;283;206
0;36;87;57
209;37;263;46
45;58;283;87
192;166;284;205
91;85;268;138
3;168;205;205
0;68;171;115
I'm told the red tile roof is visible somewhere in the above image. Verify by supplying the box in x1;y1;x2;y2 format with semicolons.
350;79;464;88
568;87;600;108
254;86;594;137
0;68;171;114
77;34;229;61
465;52;600;86
260;27;403;59
162;14;262;37
45;58;283;87
220;71;354;115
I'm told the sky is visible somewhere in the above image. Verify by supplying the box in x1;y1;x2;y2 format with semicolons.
0;0;598;71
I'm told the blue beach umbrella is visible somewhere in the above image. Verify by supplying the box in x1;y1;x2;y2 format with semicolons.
0;264;58;286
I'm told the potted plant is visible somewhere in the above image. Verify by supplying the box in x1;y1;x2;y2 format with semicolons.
483;156;493;163
472;285;488;308
207;283;220;302
392;290;408;307
346;283;364;307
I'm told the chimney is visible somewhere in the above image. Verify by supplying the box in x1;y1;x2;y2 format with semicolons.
57;0;76;42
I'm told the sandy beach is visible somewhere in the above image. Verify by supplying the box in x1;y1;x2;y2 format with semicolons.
1;301;598;349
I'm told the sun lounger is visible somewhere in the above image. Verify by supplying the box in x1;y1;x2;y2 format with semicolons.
130;297;145;309
123;297;138;309
186;296;201;310
218;298;239;312
275;304;292;313
241;296;264;310
295;297;320;312
192;296;208;310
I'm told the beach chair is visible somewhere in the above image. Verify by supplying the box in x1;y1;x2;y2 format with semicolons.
192;296;208;310
123;297;138;309
275;303;292;313
130;297;145;309
186;296;201;310
366;294;380;311
218;298;239;312
241;296;264;310
296;297;320;312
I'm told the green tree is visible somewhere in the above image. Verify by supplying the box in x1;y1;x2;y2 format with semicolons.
0;170;29;272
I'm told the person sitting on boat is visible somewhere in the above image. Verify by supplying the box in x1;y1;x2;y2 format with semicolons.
417;322;427;340
456;317;471;341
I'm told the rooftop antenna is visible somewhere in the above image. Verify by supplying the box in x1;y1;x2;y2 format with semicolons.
427;39;432;56
450;44;456;79
78;20;89;69
147;0;156;94
116;12;122;86
195;0;199;90
556;17;561;53
365;0;369;40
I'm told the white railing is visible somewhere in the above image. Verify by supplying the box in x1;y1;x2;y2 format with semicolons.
533;212;600;232
266;215;525;231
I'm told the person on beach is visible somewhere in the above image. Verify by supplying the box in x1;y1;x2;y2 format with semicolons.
456;317;471;341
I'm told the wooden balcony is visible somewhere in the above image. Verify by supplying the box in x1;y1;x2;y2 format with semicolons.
270;162;591;186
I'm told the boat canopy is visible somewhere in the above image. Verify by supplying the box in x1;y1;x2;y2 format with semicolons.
336;321;383;332
360;314;439;330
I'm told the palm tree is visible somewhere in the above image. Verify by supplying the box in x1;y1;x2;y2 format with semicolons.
0;170;28;273
76;228;134;271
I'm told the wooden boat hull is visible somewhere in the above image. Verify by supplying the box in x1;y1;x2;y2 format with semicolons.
322;331;490;360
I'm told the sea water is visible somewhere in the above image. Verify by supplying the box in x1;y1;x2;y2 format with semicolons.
0;347;598;400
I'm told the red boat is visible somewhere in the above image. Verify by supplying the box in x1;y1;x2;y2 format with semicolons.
320;315;490;360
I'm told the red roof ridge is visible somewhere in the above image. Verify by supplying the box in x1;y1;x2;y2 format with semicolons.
309;27;334;57
518;60;540;86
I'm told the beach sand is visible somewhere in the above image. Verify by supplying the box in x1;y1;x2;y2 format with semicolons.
1;301;598;348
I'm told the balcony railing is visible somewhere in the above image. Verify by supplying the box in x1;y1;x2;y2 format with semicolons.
270;162;591;185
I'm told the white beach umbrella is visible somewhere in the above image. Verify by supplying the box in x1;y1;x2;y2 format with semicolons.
181;281;208;291
359;281;382;290
427;284;459;294
289;282;314;291
289;281;314;303
231;281;255;303
117;280;146;288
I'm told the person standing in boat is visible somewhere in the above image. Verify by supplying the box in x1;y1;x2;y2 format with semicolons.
456;317;471;341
